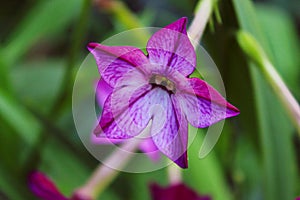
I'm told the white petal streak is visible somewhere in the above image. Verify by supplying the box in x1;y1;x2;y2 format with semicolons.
151;88;187;163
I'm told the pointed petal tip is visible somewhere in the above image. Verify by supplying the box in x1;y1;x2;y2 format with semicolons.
226;103;240;117
87;42;99;51
179;16;188;23
174;17;188;26
165;17;188;33
174;152;188;169
232;107;240;115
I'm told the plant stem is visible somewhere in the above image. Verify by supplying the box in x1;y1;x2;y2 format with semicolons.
261;59;300;134
188;0;216;47
237;31;300;134
167;164;182;185
73;138;141;200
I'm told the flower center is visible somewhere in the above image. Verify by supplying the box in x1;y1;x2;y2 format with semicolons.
150;74;176;93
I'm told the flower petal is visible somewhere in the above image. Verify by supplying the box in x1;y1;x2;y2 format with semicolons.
177;78;240;128
28;171;68;200
150;88;188;168
96;78;113;107
88;43;149;87
146;17;196;76
92;133;161;161
171;96;188;168
91;133;124;144
94;83;152;138
139;138;161;162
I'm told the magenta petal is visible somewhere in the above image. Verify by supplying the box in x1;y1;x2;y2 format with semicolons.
177;78;240;128
91;133;123;144
92;133;160;161
150;88;188;168
150;183;211;200
94;83;152;138
174;152;187;168
146;17;196;76
87;43;149;87
171;95;188;168
28;171;68;200
139;138;160;162
96;78;113;107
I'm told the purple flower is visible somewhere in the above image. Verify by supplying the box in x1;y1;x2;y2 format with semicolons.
96;78;113;107
150;183;211;200
93;78;161;162
88;17;239;168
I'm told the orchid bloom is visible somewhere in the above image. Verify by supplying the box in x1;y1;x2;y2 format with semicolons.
88;17;239;168
150;183;211;200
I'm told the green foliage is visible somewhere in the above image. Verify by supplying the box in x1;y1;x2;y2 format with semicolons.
3;0;83;66
233;0;299;200
256;4;300;97
184;127;232;200
0;0;299;199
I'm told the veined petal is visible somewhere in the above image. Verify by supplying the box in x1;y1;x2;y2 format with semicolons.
94;84;152;138
146;17;196;76
96;83;190;139
87;43;149;87
139;138;160;162
177;78;240;128
171;96;188;168
150;88;188;168
91;133;160;161
91;133;124;144
96;78;113;107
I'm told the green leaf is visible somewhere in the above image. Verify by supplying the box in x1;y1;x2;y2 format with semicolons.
255;4;300;98
236;30;265;67
3;0;82;66
120;170;166;200
0;164;33;200
232;0;298;199
0;88;40;146
184;127;232;200
109;1;144;29
39;138;90;196
237;30;300;133
11;59;65;114
233;138;263;200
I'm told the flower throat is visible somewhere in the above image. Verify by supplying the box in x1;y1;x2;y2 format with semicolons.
149;74;176;94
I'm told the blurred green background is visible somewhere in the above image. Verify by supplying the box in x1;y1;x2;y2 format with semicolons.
0;0;299;199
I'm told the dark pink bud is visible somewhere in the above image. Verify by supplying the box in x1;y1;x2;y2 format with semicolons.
28;171;68;200
150;183;211;200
